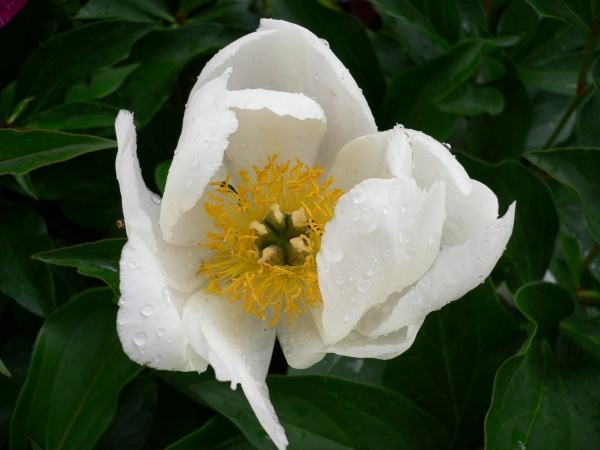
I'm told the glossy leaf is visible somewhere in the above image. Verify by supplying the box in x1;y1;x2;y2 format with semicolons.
154;160;170;194
75;0;174;23
527;148;600;243
0;129;115;176
458;155;559;288
165;415;254;450
64;64;140;104
23;102;119;131
561;315;600;364
0;207;55;316
188;375;449;450
33;239;125;294
10;288;141;450
16;21;153;112
435;82;504;116
525;0;596;32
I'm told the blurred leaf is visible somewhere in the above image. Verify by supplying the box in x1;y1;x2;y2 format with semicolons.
378;41;482;138
435;82;504;116
465;78;532;161
165;415;254;450
33;238;125;295
270;0;386;108
525;0;596;32
75;0;174;23
154;160;170;194
16;21;153;113
459;155;559;288
180;0;214;15
485;282;600;450
0;207;55;316
0;359;9;378
0;82;16;125
189;375;449;450
65;64;140;104
383;281;520;447
10;288;141;450
95;373;158;450
519;51;580;95
561;315;600;365
526;92;575;149
113;22;240;126
371;0;460;44
577;58;600;146
23;102;119;131
0;129;115;176
289;354;386;384
527;148;600;243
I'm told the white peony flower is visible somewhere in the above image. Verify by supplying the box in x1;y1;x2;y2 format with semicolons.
114;19;515;450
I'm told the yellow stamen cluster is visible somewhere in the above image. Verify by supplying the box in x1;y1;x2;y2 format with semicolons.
200;155;342;325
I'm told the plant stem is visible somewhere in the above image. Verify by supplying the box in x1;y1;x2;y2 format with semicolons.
543;20;600;149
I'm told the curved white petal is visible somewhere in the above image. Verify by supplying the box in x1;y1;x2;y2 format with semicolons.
160;71;327;246
183;293;286;450
317;177;446;344
115;111;201;370
197;18;377;169
277;308;326;369
327;319;424;359
328;126;412;191
360;203;516;337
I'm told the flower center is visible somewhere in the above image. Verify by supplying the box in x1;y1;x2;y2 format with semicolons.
200;155;342;325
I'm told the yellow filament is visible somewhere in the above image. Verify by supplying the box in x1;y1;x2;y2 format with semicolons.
199;155;342;325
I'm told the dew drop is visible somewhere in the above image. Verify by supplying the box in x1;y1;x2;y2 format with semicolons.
162;287;173;304
357;279;370;292
140;304;154;317
127;261;137;269
334;276;346;286
382;206;391;215
400;203;408;214
443;142;452;149
133;332;147;346
320;38;330;48
156;328;166;338
398;229;409;244
323;246;343;263
366;269;374;277
352;189;364;204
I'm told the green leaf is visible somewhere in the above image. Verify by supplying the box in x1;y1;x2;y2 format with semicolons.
527;148;600;243
16;21;153;113
435;82;504;116
383;281;520;447
269;0;386;108
154;160;170;194
65;64;140;104
458;156;559;288
577;58;600;146
33;238;125;295
0;129;115;176
186;375;449;449
378;41;483;138
485;283;599;450
526;93;575;149
0;207;55;316
10;288;141;450
519;51;580;95
23;102;119;131
525;0;596;32
371;0;460;44
465;78;532;161
112;22;240;126
75;0;174;23
561;315;600;364
165;415;254;450
0;359;10;378
289;354;386;385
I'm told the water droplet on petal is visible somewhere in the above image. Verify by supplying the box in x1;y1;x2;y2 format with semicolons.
357;279;370;292
323;246;343;263
133;332;147;346
156;328;166;338
382;206;391;215
334;276;345;286
162;287;173;304
352;188;364;204
140;304;154;317
127;261;137;269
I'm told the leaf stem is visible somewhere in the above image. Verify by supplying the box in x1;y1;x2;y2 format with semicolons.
543;20;600;149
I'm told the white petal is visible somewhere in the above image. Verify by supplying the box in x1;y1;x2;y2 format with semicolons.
317;177;446;344
159;71;327;246
328;126;412;191
360;203;516;337
277;308;326;369
327;319;424;359
115;111;200;370
183;293;286;450
197;19;377;169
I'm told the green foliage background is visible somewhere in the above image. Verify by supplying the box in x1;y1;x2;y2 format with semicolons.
1;0;600;449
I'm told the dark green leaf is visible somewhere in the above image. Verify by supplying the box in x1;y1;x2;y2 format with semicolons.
190;375;449;450
378;41;483;138
525;0;596;32
577;58;600;146
465;78;532;161
165;415;254;450
435;82;504;116
270;0;386;108
154;160;170;194
561;315;600;364
65;64;140;104
33;239;125;295
383;281;520;447
10;288;141;450
75;0;174;23
23;102;119;131
0;359;9;378
526;93;575;149
458;155;559;288
519;51;580;95
0;207;55;316
0;129;115;176
289;354;386;385
527;148;600;243
16;21;153;113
